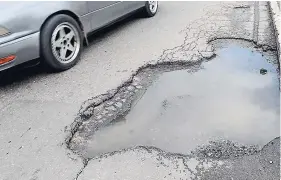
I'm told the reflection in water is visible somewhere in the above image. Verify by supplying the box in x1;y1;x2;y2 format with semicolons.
85;45;280;157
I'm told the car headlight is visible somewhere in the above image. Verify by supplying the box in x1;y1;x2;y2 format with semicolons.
0;26;10;37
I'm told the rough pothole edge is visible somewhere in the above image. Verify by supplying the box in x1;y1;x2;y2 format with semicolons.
69;38;277;180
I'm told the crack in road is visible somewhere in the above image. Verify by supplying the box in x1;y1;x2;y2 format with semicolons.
74;158;90;180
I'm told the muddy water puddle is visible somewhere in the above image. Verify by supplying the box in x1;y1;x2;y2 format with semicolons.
84;43;279;158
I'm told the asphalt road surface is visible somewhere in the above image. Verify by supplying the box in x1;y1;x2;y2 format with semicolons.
0;2;280;180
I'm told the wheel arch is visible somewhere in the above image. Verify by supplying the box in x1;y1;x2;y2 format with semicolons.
40;10;86;41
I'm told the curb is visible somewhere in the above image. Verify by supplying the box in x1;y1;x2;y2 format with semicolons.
268;1;281;74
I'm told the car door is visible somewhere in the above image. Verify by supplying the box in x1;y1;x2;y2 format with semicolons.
86;1;118;14
86;1;145;32
86;1;120;31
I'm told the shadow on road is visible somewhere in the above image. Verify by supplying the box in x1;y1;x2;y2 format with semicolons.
0;60;43;86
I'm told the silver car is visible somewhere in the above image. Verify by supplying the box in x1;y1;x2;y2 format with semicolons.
0;1;158;72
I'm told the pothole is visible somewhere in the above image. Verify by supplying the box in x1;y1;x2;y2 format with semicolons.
68;40;279;160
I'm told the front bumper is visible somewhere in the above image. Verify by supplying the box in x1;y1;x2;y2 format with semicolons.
0;32;40;71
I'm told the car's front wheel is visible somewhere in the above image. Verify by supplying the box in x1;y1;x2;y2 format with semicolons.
40;14;83;71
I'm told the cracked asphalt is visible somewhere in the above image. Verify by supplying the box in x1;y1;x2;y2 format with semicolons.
0;2;280;180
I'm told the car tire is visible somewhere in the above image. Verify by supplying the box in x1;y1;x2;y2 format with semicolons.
142;1;158;17
40;14;83;72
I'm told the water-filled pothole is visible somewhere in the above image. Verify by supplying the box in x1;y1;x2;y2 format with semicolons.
72;41;279;159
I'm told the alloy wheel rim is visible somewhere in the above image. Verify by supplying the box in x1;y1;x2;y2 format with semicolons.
51;22;80;64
